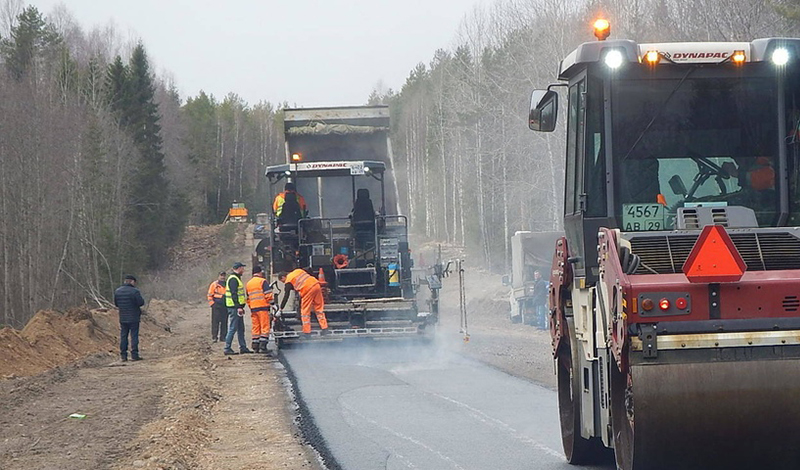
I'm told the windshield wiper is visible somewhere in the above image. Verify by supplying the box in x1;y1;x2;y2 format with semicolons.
621;66;697;162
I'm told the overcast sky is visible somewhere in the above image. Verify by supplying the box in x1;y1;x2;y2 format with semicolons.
27;0;483;106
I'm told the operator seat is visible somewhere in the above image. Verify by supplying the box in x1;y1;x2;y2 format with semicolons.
351;188;376;247
278;192;303;232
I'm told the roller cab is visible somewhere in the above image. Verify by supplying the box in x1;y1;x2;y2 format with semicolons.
530;21;800;469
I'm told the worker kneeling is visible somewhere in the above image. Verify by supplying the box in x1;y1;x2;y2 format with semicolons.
246;266;274;353
278;269;329;335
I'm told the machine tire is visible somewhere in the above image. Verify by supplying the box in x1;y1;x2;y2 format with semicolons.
610;353;635;470
556;338;610;465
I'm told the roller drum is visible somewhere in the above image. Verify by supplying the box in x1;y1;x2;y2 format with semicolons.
617;358;800;470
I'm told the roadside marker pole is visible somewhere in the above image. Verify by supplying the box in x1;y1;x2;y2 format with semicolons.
458;259;469;342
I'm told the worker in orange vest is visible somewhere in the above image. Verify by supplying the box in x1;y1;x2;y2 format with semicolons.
273;182;308;223
207;271;228;342
246;266;274;353
278;268;329;335
722;157;775;191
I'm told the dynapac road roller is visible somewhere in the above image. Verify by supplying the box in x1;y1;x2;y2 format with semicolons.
529;19;800;470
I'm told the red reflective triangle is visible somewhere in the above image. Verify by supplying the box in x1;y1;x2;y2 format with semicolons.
682;225;746;283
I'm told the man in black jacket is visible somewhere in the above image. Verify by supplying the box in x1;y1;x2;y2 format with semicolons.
114;275;145;362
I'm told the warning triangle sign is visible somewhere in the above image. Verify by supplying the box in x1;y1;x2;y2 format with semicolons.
682;225;746;283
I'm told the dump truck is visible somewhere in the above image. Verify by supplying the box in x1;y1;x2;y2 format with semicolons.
254;106;438;346
506;231;562;325
528;19;800;469
226;201;248;223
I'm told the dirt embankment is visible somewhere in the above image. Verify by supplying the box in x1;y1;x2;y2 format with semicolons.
0;224;237;380
0;302;175;379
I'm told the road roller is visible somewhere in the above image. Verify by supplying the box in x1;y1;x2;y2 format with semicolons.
528;19;800;469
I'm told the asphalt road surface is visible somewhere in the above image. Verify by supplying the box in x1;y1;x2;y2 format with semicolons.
282;339;615;470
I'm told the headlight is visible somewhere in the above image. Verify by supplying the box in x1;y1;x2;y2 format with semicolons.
604;50;624;69
772;47;790;66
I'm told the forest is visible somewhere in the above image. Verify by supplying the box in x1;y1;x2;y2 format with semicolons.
1;0;799;326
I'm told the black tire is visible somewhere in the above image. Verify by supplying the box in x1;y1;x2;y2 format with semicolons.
557;339;613;465
610;355;635;470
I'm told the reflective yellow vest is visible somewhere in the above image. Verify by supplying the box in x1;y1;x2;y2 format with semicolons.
224;274;246;307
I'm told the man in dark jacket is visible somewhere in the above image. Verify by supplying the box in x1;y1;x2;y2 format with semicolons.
531;270;548;330
114;274;145;361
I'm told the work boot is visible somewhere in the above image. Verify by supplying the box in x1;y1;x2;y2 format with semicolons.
240;348;254;354
132;356;143;361
120;355;128;362
252;342;260;353
224;349;239;356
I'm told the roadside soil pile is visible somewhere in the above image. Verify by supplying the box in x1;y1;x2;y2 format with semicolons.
0;302;175;379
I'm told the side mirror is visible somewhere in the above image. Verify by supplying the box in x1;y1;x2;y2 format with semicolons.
669;174;688;196
529;89;558;132
501;275;510;286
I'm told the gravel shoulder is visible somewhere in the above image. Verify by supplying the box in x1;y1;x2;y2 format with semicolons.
0;303;320;470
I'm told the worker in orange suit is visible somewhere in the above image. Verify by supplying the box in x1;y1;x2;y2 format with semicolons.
246;266;274;354
207;271;228;342
278;269;329;335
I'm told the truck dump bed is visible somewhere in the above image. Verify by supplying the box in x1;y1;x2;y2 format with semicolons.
283;106;401;217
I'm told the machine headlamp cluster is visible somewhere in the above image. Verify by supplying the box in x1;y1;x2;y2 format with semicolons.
604;49;624;69
772;47;790;66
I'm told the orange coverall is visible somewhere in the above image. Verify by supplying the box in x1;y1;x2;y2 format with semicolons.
285;269;328;333
246;276;274;346
207;281;225;306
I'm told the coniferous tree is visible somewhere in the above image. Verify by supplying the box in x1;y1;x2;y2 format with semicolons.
183;90;220;222
124;44;171;268
0;6;60;80
105;55;129;121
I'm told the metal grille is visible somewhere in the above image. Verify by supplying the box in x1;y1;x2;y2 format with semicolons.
783;296;800;312
629;231;800;274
